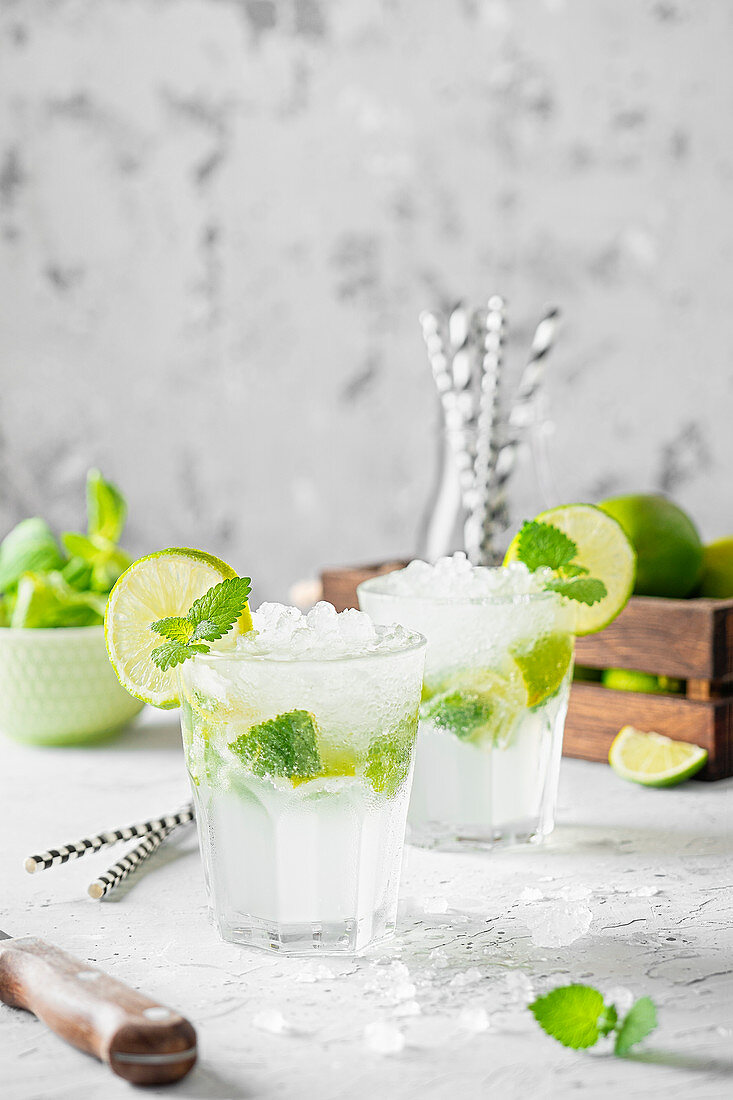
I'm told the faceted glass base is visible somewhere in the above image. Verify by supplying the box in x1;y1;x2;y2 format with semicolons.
215;911;395;956
408;817;552;852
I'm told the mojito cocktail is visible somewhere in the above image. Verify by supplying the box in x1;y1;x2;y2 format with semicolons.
178;602;425;954
359;554;575;848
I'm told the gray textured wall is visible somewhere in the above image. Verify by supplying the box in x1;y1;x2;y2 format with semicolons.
1;0;732;602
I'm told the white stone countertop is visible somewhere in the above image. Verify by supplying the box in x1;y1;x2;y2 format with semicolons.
2;708;731;1100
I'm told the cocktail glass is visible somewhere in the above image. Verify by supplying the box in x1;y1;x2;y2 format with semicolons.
358;569;575;849
177;622;426;954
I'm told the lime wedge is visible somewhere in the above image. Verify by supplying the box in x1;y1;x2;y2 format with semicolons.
105;547;251;709
504;503;636;635
609;726;708;787
512;632;574;708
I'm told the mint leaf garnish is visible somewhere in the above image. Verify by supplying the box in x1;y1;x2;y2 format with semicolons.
151;640;209;671
230;709;323;780
516;521;577;572
544;576;607;606
151;616;195;643
187;577;252;641
515;520;607;607
421;690;493;742
614;997;657;1056
149;575;251;670
529;984;657;1056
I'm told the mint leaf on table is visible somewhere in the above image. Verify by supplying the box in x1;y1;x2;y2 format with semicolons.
229;709;323;781
530;985;608;1049
187;577;252;642
86;468;127;544
544;576;607;606
0;518;65;593
149;576;252;670
515;521;578;572
529;984;657;1056
614;997;657;1056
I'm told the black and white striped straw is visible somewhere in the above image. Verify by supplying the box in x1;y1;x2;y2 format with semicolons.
489;306;560;527
25;804;194;874
87;825;178;900
472;295;507;565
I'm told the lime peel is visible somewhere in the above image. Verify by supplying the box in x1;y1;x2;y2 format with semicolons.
609;726;708;787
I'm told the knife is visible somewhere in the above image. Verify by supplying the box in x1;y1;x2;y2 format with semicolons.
0;929;197;1085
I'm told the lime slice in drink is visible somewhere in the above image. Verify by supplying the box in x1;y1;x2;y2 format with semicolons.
512;632;574;708
609;726;708;787
105;547;251;709
504;503;636;636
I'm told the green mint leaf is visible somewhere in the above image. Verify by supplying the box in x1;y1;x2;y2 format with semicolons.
10;571;106;629
559;563;590;578
187;576;252;642
545;576;607;606
229;709;323;780
86;468;127;544
61;531;131;594
150;616;194;643
0;518;66;593
61;556;94;591
151;641;209;671
529;985;607;1049
365;714;418;796
614;997;657;1056
516;521;578;572
421;690;493;742
598;1003;618;1037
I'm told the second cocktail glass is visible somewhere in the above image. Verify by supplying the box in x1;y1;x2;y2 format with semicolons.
359;556;575;849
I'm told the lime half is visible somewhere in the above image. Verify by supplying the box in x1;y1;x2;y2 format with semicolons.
504;503;636;635
609;726;708;787
105;547;251;709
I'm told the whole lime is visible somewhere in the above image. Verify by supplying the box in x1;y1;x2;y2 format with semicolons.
602;668;682;694
599;494;703;598
698;537;733;598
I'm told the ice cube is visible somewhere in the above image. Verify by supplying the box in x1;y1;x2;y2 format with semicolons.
364;1021;405;1055
519;887;545;902
521;901;593;947
504;972;534;1003
305;601;340;633
450;968;482;988
393;1000;421;1018
294;962;334;983
252;1008;288;1034
458;1006;490;1033
630;885;660;897
338;608;377;649
604;986;634;1016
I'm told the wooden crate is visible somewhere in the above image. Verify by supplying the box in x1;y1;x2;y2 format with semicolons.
320;565;733;780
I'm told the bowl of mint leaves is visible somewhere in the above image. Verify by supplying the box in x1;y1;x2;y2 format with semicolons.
0;469;144;745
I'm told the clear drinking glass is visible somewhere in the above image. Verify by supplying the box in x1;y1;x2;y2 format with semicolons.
358;575;575;849
177;630;426;955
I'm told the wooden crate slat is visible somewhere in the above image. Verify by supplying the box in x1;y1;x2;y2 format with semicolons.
564;682;732;780
574;596;733;681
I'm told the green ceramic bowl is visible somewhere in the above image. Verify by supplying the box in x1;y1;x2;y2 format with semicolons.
0;625;144;746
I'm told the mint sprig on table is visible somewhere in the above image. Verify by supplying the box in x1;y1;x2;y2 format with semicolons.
515;521;608;606
150;576;251;670
530;984;657;1055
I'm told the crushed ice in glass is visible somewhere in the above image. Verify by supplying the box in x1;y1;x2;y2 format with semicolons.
235;601;420;660
364;552;551;600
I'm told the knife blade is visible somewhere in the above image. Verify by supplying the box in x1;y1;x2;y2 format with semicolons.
0;928;196;1085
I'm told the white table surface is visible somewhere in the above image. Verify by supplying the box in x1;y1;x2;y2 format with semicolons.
1;707;731;1100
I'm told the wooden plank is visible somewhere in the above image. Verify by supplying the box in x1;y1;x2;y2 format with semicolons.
564;682;732;780
321;562;407;613
574;596;733;681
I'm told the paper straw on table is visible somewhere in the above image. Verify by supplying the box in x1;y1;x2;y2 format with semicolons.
25;803;194;873
87;818;191;900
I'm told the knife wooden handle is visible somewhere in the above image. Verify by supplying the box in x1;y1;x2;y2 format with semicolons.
0;937;196;1085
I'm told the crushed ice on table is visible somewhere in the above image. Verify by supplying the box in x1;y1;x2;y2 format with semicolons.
519;899;593;947
458;1006;491;1033
393;1000;421;1018
449;968;483;989
365;961;416;1004
364;553;551;601
503;972;535;1004
293;962;334;984
252;1008;289;1034
604;986;635;1016
236;601;419;660
364;1021;406;1055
